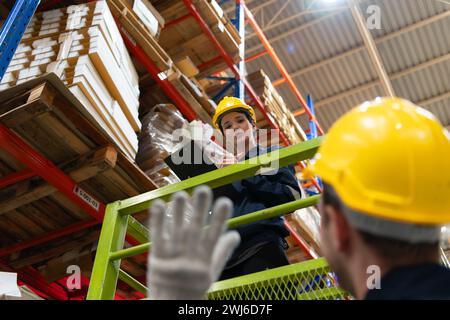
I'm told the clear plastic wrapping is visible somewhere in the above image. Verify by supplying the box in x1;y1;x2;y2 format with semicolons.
186;120;237;168
137;104;238;187
136;104;186;187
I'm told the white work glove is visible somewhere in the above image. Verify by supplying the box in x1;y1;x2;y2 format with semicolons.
147;186;241;300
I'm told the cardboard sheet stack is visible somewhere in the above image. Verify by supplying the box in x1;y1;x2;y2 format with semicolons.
291;206;322;255
247;69;307;144
108;0;172;73
152;0;241;78
120;0;165;39
136;104;186;187
0;1;142;160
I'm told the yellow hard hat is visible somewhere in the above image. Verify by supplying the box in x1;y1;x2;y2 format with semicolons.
306;97;450;225
212;96;256;130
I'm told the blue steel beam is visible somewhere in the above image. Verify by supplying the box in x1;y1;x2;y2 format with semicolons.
213;79;236;103
306;95;318;140
206;76;236;81
305;94;322;193
0;0;40;81
234;0;245;99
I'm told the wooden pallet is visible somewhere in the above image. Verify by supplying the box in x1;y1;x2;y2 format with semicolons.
0;75;156;271
290;208;322;254
169;69;215;124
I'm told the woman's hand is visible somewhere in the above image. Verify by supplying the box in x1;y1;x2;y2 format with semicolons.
147;186;240;300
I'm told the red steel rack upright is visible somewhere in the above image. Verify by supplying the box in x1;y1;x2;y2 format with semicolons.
0;120;142;299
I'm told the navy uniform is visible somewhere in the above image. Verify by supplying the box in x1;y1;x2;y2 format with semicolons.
219;145;302;280
365;263;450;300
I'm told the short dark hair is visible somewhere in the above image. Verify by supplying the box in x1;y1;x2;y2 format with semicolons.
321;183;439;260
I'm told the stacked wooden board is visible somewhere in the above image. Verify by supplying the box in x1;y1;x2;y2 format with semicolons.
0;75;156;285
0;1;142;160
152;0;241;78
247;69;307;144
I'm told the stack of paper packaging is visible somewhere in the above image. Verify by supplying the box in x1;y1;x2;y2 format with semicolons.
0;1;143;160
247;69;307;144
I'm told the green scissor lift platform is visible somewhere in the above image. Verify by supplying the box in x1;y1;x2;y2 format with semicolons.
86;137;350;300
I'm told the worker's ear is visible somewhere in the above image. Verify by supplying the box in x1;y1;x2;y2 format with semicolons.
325;205;352;254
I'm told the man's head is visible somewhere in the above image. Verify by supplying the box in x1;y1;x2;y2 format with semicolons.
305;97;450;298
318;182;441;298
213;97;257;154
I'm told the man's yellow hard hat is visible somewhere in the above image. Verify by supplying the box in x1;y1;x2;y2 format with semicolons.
306;97;450;225
212;96;256;130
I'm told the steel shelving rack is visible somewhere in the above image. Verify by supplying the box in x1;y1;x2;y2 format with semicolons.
0;0;325;299
0;0;87;299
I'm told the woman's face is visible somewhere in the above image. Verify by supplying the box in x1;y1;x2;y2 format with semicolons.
221;111;252;132
220;111;256;155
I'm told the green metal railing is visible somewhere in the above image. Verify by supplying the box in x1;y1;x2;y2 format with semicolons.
208;258;349;300
86;137;346;300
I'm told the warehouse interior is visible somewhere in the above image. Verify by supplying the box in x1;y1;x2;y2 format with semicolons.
0;0;449;300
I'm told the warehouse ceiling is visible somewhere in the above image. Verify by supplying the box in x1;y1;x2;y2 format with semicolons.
2;0;449;133
228;0;450;132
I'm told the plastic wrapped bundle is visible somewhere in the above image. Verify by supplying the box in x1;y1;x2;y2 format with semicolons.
187;120;237;168
136;104;187;187
149;169;181;187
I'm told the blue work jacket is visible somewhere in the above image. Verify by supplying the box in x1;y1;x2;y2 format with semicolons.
229;145;302;256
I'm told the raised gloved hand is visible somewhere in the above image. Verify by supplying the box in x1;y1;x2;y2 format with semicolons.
147;186;241;300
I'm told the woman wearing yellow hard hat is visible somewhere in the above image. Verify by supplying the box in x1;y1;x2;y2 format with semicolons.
306;97;450;299
212;96;303;281
212;96;257;157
